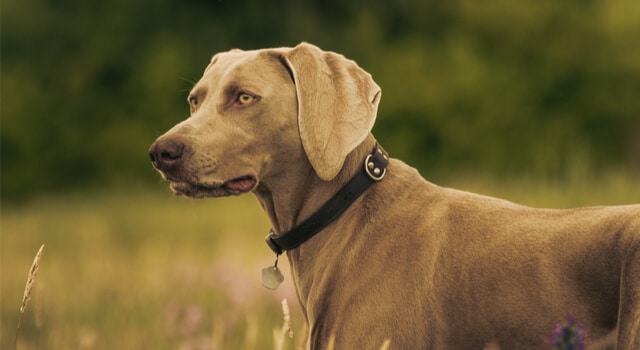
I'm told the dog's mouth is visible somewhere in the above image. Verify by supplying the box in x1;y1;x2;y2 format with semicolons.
168;175;258;198
222;175;258;194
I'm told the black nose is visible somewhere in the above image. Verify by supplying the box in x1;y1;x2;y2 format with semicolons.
149;138;185;172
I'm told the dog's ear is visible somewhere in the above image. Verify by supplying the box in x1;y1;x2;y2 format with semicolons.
281;42;381;181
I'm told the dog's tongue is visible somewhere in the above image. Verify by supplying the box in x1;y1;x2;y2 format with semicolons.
224;176;256;193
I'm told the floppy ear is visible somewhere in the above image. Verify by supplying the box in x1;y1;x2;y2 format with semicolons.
281;42;381;180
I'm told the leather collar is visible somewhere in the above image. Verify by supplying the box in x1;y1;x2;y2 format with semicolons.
265;144;389;255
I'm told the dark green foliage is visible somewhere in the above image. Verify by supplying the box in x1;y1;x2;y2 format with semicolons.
2;0;639;200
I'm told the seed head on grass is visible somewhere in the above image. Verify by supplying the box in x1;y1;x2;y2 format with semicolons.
273;298;293;350
20;244;44;312
15;244;45;349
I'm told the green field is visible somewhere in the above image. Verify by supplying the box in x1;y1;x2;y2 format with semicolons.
2;174;639;349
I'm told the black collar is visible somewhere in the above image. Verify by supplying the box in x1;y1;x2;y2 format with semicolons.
265;144;389;255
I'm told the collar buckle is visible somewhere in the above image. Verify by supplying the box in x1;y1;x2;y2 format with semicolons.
265;229;284;255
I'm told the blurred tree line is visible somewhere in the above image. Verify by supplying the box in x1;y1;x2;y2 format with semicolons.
2;0;639;201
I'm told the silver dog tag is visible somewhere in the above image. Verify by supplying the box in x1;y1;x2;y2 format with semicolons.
261;254;284;290
261;265;284;290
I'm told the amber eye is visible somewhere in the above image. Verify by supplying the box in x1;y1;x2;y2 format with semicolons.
188;96;199;107
237;93;255;105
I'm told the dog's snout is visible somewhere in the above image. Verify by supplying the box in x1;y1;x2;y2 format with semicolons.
149;138;185;171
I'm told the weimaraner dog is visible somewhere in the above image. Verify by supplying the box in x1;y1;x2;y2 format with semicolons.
149;42;640;349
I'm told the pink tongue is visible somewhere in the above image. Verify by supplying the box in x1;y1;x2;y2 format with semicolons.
224;177;256;193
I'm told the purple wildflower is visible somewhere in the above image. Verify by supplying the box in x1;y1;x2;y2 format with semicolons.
549;315;586;350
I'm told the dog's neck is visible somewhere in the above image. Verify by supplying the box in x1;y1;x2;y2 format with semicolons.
253;135;377;238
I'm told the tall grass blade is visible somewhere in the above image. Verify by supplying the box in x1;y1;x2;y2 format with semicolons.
14;244;45;350
274;298;293;350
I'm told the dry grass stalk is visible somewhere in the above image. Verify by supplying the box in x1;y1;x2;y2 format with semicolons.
281;299;293;339
20;244;44;313
273;298;293;350
14;244;45;349
326;335;336;350
379;338;391;350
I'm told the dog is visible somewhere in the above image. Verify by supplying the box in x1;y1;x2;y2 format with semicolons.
149;42;640;349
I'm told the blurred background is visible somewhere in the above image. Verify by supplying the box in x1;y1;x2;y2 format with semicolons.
3;0;640;200
2;0;639;349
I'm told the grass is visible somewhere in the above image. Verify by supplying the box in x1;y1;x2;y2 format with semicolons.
2;187;304;349
14;244;44;349
2;173;639;349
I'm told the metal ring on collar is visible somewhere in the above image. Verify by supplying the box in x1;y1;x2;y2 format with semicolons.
364;154;386;181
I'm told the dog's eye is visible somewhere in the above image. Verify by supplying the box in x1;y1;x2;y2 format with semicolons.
237;93;255;105
188;96;200;113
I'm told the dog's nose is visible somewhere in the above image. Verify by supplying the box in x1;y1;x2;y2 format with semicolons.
149;138;185;171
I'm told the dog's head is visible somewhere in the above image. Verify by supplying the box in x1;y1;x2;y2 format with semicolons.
149;42;381;198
